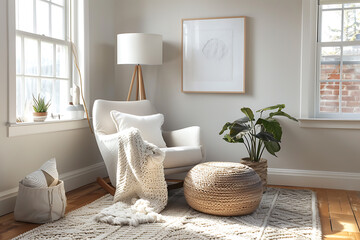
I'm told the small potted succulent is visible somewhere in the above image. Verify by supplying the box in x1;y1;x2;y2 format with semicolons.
219;104;297;191
32;94;51;122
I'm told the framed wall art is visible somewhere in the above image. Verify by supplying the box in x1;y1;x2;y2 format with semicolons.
181;16;246;93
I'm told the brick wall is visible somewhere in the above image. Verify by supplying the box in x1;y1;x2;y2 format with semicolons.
320;63;360;113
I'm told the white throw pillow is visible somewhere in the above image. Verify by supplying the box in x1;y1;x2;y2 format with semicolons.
22;158;59;188
110;111;167;148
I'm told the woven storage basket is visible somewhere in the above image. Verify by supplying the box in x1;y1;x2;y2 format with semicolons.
240;158;267;192
184;162;263;216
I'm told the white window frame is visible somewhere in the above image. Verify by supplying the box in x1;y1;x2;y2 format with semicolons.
15;0;72;119
316;2;360;119
299;0;360;129
7;0;90;137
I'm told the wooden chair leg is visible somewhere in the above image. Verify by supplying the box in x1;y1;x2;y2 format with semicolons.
166;179;184;190
97;177;184;195
97;177;115;196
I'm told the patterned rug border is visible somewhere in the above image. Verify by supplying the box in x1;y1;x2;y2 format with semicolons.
13;187;322;240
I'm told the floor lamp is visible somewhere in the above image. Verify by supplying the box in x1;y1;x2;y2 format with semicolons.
117;33;163;101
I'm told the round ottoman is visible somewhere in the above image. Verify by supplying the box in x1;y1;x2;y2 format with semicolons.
184;162;263;216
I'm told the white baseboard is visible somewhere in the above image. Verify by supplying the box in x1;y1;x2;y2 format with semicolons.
0;162;107;216
268;168;360;191
60;162;107;192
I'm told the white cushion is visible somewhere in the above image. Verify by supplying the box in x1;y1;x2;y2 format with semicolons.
161;146;203;169
110;111;167;148
22;158;59;188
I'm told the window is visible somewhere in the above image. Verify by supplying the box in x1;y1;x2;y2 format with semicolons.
317;1;360;118
15;0;71;122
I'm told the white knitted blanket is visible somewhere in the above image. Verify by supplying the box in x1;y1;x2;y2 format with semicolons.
95;128;168;226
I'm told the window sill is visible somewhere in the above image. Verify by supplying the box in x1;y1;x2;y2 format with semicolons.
7;119;91;137
299;118;360;130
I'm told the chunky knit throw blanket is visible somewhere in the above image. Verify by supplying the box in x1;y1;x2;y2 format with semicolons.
95;128;168;226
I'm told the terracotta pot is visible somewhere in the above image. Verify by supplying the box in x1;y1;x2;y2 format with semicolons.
33;112;48;122
240;158;268;192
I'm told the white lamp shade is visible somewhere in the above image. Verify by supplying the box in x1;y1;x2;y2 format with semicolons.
117;33;163;65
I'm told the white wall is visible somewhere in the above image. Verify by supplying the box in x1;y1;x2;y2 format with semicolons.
0;0;116;215
114;0;360;187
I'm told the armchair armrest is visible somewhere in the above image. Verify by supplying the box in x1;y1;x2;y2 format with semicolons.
162;126;201;147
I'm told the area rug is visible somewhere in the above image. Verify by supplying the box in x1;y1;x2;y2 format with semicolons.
13;188;322;240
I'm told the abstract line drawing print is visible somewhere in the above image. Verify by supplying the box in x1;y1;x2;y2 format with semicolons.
182;17;245;93
202;38;229;61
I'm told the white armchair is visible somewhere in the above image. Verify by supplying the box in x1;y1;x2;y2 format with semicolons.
93;99;205;192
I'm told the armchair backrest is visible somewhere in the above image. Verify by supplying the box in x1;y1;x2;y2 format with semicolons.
93;99;158;134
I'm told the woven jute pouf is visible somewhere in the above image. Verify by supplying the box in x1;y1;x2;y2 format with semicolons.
184;162;263;216
240;158;268;192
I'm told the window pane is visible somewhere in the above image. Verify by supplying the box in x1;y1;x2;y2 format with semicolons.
344;3;360;8
16;77;24;119
343;9;360;41
16;36;22;74
56;44;68;78
17;0;34;32
341;82;360;113
36;0;50;36
25;77;38;107
54;80;69;113
51;0;64;6
320;47;341;80
322;4;342;10
40;78;53;104
320;81;340;113
51;5;65;39
24;38;39;75
321;10;342;42
343;46;360;80
41;42;54;76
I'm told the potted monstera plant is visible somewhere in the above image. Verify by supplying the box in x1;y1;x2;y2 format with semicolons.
32;94;51;122
219;104;297;191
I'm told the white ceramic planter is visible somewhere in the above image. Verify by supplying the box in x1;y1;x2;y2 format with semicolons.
65;104;85;120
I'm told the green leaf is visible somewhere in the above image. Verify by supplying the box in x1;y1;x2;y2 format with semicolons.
229;123;250;137
264;141;281;157
223;133;245;143
223;134;233;143
237;138;244;143
241;107;254;120
236;129;252;140
256;118;282;141
256;104;285;113
219;122;232;135
269;110;298;122
234;116;250;124
255;131;279;142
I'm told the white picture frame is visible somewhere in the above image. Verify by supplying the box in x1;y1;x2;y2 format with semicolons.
182;16;246;93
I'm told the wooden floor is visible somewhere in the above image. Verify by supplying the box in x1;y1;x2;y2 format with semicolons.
0;183;359;240
272;185;360;240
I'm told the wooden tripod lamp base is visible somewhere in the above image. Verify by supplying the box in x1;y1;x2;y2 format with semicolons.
127;65;146;101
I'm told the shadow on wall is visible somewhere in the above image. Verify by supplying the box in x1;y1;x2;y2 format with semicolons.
245;17;254;96
90;43;116;105
151;41;180;106
163;41;179;63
